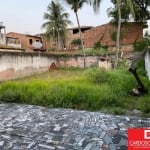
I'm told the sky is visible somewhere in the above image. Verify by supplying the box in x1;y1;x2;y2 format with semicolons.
0;0;113;34
0;0;149;35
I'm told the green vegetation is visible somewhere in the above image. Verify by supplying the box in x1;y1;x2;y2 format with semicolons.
48;47;57;52
73;48;110;55
110;30;126;42
134;39;150;52
94;42;101;50
71;38;81;46
0;67;150;116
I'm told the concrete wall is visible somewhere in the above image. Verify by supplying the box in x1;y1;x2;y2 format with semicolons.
0;52;56;81
145;48;150;80
0;51;113;81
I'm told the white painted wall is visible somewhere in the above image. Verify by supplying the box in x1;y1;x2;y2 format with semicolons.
7;43;21;48
145;49;150;80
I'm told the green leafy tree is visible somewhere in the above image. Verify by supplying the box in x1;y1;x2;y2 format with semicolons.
134;0;150;20
65;0;88;68
42;1;72;50
108;0;149;23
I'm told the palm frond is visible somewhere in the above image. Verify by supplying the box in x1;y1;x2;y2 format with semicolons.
90;0;102;13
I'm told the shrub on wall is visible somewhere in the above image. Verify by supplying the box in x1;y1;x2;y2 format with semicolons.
71;38;81;46
110;30;126;42
134;39;150;52
22;48;26;52
94;41;101;50
48;47;57;52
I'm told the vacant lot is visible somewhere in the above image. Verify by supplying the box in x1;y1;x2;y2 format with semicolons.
0;68;150;116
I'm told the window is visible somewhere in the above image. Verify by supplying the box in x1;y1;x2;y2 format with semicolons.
29;39;32;45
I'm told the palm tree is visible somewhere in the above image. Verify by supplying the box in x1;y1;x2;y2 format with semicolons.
65;0;88;68
42;1;72;50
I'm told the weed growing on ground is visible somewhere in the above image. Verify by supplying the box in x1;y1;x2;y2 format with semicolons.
0;68;150;116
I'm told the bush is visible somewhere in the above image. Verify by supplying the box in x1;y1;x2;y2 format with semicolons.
134;39;149;52
85;67;109;84
48;47;57;52
0;83;27;103
102;45;108;50
71;38;81;46
139;98;150;114
113;107;126;115
94;42;101;49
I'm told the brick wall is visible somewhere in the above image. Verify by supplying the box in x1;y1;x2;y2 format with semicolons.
66;29;83;49
84;23;144;51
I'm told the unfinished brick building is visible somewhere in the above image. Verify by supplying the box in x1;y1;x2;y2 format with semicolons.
66;26;92;49
6;22;146;52
84;22;145;51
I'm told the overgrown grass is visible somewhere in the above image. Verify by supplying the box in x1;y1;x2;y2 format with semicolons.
0;68;150;116
73;48;115;56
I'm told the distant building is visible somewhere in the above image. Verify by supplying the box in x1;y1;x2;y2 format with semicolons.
84;22;146;51
34;26;93;51
38;23;145;51
6;36;21;48
0;22;22;51
7;32;45;52
66;26;93;49
1;22;146;52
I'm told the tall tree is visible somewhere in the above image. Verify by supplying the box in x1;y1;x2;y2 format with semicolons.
42;1;72;50
65;0;88;68
116;0;122;65
108;0;135;66
108;0;149;23
116;0;134;66
134;0;150;19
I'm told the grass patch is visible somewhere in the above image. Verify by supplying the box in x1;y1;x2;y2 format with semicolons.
73;48;115;56
0;68;150;116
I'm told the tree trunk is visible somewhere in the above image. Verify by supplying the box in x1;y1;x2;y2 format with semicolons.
56;31;59;51
75;11;86;68
57;29;61;50
116;0;121;67
128;67;147;95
